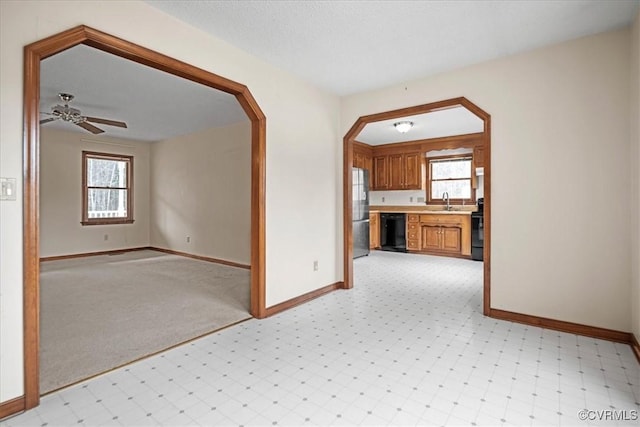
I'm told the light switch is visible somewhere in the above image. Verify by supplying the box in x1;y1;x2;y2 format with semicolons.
1;178;17;201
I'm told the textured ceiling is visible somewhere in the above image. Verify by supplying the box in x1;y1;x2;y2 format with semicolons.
40;44;247;142
146;0;639;95
40;1;639;142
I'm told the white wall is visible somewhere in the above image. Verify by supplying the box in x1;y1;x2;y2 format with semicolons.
343;29;633;332
631;11;640;340
40;128;151;257
0;0;340;403
150;122;251;265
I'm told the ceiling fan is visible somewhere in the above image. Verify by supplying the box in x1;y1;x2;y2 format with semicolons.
40;93;128;134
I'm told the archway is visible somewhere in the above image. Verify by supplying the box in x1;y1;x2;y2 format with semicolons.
23;25;266;409
342;97;491;312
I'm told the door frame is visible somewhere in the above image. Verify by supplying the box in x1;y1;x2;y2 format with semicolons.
342;97;491;313
22;25;267;409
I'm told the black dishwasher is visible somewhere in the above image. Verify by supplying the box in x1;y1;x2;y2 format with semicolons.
380;213;407;252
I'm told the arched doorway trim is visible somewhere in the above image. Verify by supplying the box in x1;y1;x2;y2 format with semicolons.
342;97;491;312
23;25;267;409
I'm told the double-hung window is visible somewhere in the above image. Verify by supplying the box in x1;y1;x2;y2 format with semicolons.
82;151;134;225
427;154;474;205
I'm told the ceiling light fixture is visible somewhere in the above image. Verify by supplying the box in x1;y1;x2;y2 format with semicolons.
394;121;414;133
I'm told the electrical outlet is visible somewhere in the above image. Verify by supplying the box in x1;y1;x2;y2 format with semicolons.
410;196;414;202
186;236;191;243
313;260;318;271
103;234;109;241
417;197;425;203
382;196;385;203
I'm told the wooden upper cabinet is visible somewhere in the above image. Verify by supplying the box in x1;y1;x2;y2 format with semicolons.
388;154;404;189
474;146;485;168
385;151;422;190
353;142;373;180
373;156;389;190
354;142;423;191
363;155;372;173
403;153;421;189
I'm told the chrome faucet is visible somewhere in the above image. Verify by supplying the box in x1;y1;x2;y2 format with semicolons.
442;192;451;211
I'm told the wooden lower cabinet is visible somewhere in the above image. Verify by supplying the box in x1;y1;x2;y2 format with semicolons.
370;212;380;249
406;214;420;250
427;225;462;253
421;225;442;251
407;213;470;257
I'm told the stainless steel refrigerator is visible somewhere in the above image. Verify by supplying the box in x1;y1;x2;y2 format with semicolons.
352;167;370;258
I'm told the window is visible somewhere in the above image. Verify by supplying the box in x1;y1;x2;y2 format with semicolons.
82;151;134;225
427;155;474;204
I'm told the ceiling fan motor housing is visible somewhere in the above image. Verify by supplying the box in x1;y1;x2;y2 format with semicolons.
51;104;85;124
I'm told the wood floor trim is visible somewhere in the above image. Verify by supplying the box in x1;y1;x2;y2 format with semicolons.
149;247;250;270
489;308;633;344
632;334;640;365
40;247;148;262
0;396;26;421
264;282;343;317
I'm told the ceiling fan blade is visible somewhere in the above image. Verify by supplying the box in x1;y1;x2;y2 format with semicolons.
39;118;58;125
84;116;128;128
76;121;105;134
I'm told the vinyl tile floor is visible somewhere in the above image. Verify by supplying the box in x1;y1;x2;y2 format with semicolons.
3;251;639;426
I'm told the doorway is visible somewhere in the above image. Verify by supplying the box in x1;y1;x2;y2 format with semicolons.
342;97;491;313
22;25;266;409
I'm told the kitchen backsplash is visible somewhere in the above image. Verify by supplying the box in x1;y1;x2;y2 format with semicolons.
369;190;425;206
370;176;484;206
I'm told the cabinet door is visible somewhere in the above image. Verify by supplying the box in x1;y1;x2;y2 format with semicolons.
388;153;404;189
441;226;462;253
373;156;388;190
421;225;441;251
353;152;362;168
364;154;372;174
403;153;421;189
474;146;485;168
369;212;380;249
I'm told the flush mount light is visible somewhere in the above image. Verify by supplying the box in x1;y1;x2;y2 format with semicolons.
393;121;414;133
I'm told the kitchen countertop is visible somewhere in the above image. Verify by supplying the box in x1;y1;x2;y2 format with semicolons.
370;205;475;215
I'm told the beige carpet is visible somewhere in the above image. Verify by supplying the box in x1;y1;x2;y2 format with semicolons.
40;249;251;394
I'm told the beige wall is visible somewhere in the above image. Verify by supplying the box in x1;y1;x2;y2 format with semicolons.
150;122;251;264
0;1;340;402
343;29;632;332
40;128;151;257
631;11;640;339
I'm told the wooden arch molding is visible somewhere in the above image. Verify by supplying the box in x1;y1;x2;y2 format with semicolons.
342;97;491;313
22;25;266;409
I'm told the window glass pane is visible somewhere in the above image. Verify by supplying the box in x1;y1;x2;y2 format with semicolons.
87;158;128;187
87;189;128;218
432;180;471;199
431;159;471;179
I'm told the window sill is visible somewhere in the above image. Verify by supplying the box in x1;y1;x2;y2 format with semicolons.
81;219;135;226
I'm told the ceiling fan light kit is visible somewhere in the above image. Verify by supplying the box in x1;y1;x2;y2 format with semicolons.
40;93;128;135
